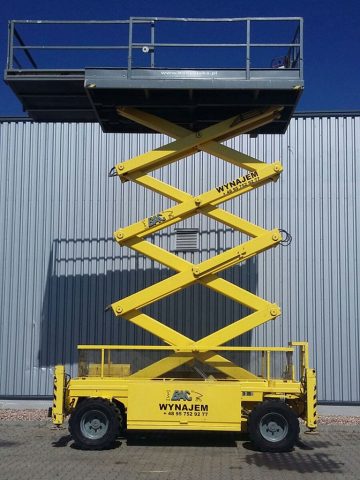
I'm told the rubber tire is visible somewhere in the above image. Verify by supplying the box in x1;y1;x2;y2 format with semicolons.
69;398;122;450
248;400;299;452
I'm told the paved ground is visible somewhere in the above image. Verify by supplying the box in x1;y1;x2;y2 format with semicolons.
0;420;359;480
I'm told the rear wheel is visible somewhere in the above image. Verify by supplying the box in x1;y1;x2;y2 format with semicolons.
69;398;122;450
248;400;299;452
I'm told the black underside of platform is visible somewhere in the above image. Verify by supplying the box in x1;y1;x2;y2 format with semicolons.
5;69;303;134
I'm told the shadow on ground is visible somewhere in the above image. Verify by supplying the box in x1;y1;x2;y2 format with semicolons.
0;440;21;448
126;430;247;447
243;450;345;474
52;434;123;450
243;437;345;474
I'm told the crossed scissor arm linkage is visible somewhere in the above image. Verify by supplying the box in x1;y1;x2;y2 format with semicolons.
110;106;284;380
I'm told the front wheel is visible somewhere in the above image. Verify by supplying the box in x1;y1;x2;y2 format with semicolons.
69;398;122;450
247;400;299;452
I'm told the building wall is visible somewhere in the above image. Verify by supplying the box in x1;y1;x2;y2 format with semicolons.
0;115;359;401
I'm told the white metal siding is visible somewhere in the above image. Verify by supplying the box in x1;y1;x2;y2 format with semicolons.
0;115;359;401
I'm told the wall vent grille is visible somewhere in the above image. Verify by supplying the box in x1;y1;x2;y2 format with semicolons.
174;228;199;252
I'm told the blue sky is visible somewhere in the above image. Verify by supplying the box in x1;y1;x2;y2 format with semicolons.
1;0;360;116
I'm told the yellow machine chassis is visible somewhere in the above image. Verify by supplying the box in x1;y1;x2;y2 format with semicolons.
52;106;317;433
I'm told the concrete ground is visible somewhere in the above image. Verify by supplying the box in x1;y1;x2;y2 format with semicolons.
0;420;359;480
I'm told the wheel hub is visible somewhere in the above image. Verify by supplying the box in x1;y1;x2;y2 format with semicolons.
90;419;101;430
259;412;289;443
80;409;109;440
267;421;279;433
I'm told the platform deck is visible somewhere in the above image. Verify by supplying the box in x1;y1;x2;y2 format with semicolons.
5;18;303;133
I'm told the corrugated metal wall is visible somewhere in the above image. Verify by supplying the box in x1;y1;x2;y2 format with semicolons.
0;115;359;401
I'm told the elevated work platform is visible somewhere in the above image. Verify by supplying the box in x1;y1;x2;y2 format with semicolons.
5;17;303;134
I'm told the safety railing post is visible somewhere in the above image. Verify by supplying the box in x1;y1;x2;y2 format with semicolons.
150;20;155;68
246;19;250;80
7;21;14;70
299;18;304;79
127;17;133;78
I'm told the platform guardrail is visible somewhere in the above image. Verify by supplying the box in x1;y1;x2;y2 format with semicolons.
6;17;303;80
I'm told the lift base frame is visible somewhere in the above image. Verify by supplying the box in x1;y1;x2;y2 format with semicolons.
53;342;317;431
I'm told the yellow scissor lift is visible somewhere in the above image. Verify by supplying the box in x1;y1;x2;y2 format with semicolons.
52;105;317;451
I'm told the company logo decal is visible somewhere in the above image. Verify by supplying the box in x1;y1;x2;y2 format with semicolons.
159;389;208;417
